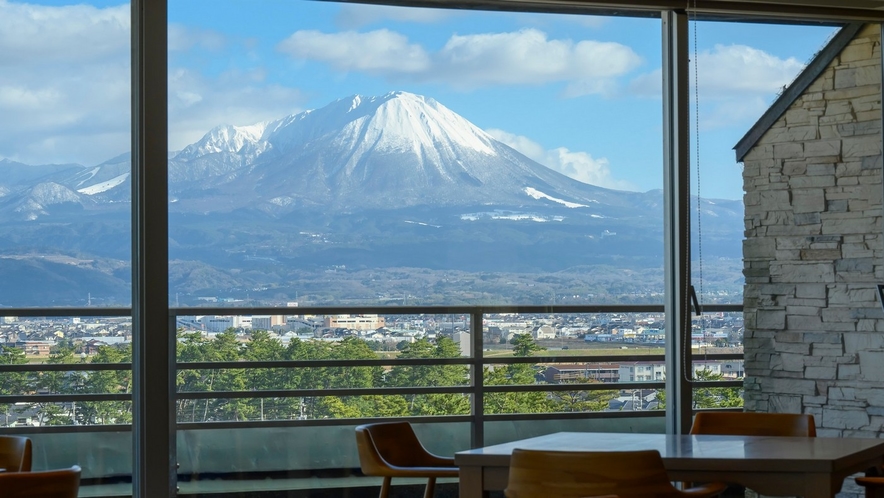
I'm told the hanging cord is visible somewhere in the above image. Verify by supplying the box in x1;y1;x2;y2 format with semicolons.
683;0;705;382
692;0;705;366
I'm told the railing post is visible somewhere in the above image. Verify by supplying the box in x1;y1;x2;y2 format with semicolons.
470;309;484;448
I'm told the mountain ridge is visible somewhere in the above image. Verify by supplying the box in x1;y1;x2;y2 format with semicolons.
0;90;745;306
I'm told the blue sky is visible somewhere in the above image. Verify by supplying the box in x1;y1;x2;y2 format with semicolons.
0;0;838;199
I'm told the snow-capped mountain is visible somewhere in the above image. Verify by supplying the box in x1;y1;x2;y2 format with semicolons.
3;91;656;219
1;182;88;221
165;91;629;214
0;91;745;306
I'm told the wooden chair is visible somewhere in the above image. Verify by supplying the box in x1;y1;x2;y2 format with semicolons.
355;421;458;498
0;435;32;472
689;411;816;437
504;448;726;498
854;476;884;498
0;465;81;498
687;411;815;495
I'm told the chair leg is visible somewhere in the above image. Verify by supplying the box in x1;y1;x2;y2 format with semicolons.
424;477;437;498
379;476;391;498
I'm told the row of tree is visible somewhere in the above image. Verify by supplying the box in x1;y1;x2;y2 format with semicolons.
0;330;740;426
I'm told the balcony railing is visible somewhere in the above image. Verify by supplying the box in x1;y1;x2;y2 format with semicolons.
0;304;743;488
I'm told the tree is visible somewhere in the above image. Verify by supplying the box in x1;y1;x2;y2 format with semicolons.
206;329;252;421
0;345;28;426
290;336;386;419
176;331;213;422
77;344;132;424
550;380;618;412
654;368;744;410
692;368;743;409
242;330;287;421
31;344;80;426
386;337;470;416
484;334;553;414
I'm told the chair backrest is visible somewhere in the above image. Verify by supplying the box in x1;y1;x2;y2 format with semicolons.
0;465;81;498
689;412;816;437
505;448;683;498
0;435;32;472
355;421;452;475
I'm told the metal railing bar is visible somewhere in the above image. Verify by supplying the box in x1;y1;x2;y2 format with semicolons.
176;380;674;399
176;410;666;431
689;380;743;388
0;308;131;317
0;380;740;405
176;352;739;370
0;424;132;435
692;353;744;361
0;393;131;403
483;382;665;393
0;363;131;372
177;358;474;369
170;304;671;315
485;354;666;364
177;386;473;399
484;410;665;422
0;352;741;372
0;303;741;318
175;415;473;431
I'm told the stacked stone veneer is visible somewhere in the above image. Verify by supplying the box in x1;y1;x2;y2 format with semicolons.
742;22;883;448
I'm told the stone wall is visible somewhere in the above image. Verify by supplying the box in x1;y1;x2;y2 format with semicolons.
742;20;883;465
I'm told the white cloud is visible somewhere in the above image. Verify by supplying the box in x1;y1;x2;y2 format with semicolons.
277;29;431;75
0;2;305;165
335;3;455;29
277;28;642;94
0;0;132;158
0;1;140;164
0;0;129;64
628;44;806;129
695;44;804;97
631;44;805;98
436;29;641;91
486;128;636;191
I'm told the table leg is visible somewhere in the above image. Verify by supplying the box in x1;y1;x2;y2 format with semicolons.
459;465;487;498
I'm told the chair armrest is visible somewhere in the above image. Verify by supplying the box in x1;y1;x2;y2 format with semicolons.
381;465;459;478
681;482;728;498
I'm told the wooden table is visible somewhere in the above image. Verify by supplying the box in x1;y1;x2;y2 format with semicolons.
454;432;884;498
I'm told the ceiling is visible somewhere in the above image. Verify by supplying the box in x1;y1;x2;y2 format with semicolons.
347;0;884;22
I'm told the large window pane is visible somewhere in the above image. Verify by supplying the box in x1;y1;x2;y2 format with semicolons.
166;2;667;309
688;20;839;408
0;1;132;489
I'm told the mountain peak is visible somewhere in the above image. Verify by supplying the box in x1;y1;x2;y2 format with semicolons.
330;90;496;156
177;123;269;161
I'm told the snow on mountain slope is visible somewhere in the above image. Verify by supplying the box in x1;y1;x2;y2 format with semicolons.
66;91;657;217
78;173;129;195
177;123;269;160
164;91;626;213
5;182;86;220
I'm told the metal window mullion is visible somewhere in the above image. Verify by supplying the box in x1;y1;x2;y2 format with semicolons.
131;0;173;496
662;9;693;436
